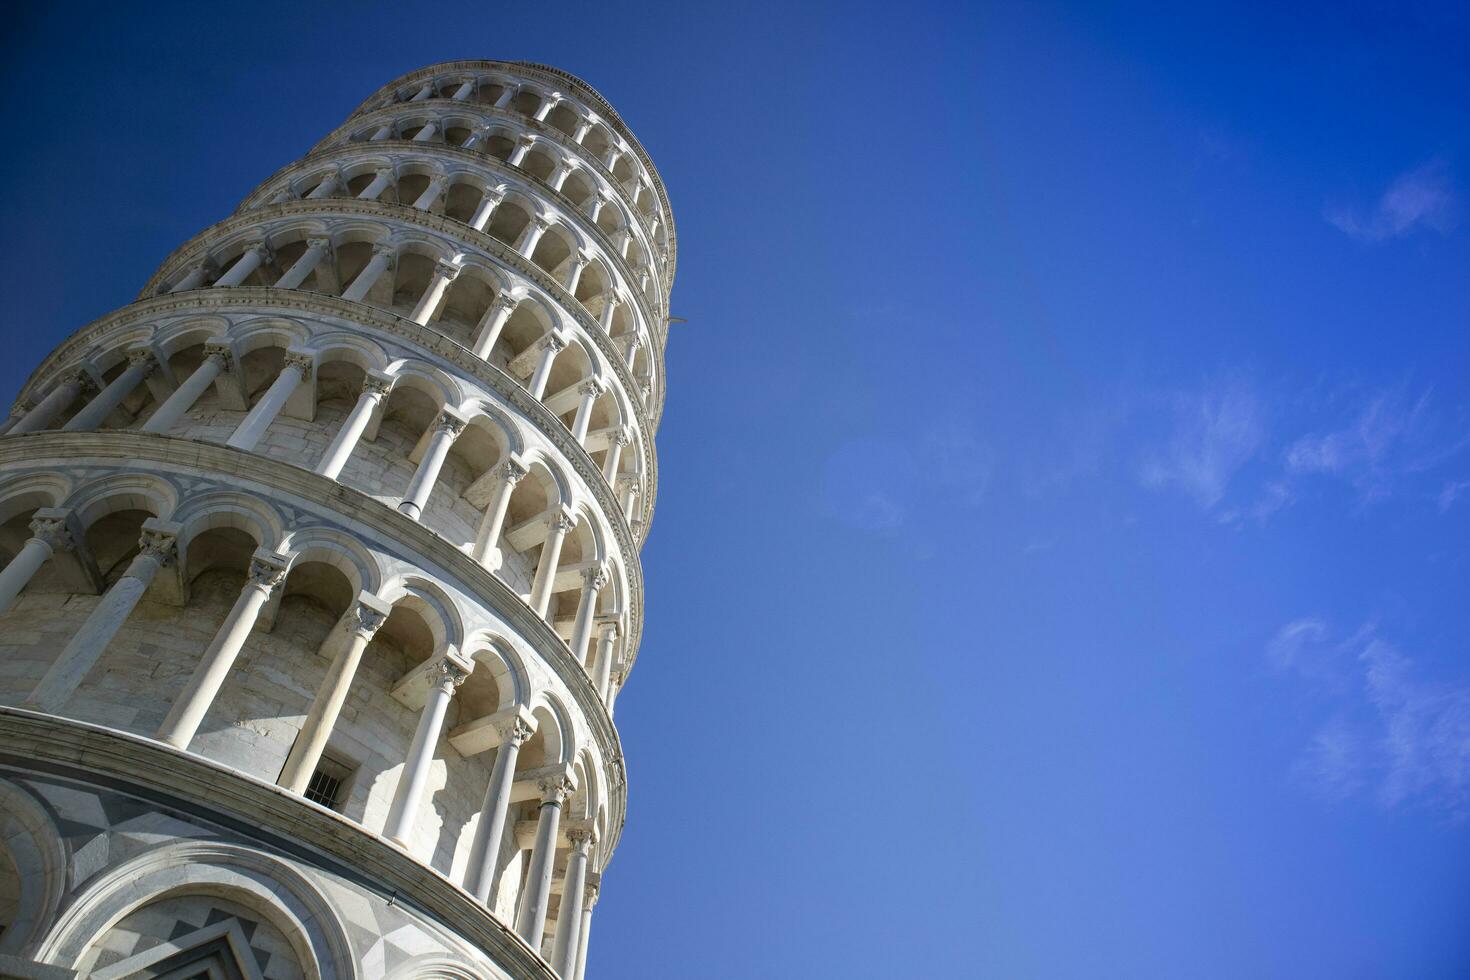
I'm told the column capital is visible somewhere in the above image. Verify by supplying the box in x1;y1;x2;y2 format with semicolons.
305;236;333;253
517;133;537;149
370;242;398;260
201;341;234;371
624;333;643;353
578;377;607;398
509;716;536;746
124;347;158;370
595;619;621;642
614;427;634;448
540;332;569;354
247;551;290;593
583;563;609;591
528;214;552;232
282;350;315;378
549;509;578;535
362;372;394;398
137;525;180;567
432;656;472;693
584;873;601;909
433;411;467;437
566;825;596;852
616;476;640;496
372;167;397;182
244;240;274;262
347;592;392;640
490;291;519;313
28;514;75;553
497;457;530;484
433;259;461;281
538;774;574;805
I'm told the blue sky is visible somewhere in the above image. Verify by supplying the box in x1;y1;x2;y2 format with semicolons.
5;1;1470;976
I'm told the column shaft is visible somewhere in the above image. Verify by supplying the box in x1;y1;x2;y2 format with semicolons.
10;377;85;434
226;357;309;451
316;383;388;480
399;416;463;520
515;786;566;946
384;660;465;844
0;536;56;613
529;515;573;617
551;838;592;976
141;353;224;434
62;356;151;432
275;239;330;289
465;722;530;903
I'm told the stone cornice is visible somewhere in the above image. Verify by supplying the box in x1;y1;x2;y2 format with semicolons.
316;97;673;295
0;432;629;856
234;140;667;351
0;707;562;977
9;287;659;554
134;197;668;427
342;60;676;281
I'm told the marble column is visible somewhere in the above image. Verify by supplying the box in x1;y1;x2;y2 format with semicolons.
592;622;619;701
384;657;469;845
551;828;595;977
516;217;550;258
214;242;272;288
399;413;465;520
568;565;608;667
412;175;449;211
25;524;178;713
515;775;572;947
9;371;95;434
304;171;342;199
572;878;600;980
602;429;630;482
597;296;619;335
471;458;529;567
564;254;589;295
617;477;640;523
341;244;396;302
226;352;312;451
62;350;154;432
279;594;391;795
570;379;604;444
412;120;440;143
451;79;475;101
356;168;396;201
408;80;433;102
471;294;518;359
275;238;332;289
168;261;213;293
528;334;568;400
410;260;459;325
157;552;289;748
0;513;74;613
315;374;392;480
508;135;535;167
469;190;504;232
465;714;535;903
529;510;576;617
141;345;229;434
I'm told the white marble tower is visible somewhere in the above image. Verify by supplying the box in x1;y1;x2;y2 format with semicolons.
0;60;673;980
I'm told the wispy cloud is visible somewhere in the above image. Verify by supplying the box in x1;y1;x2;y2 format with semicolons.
1325;158;1459;243
820;423;994;533
1138;380;1264;510
1269;618;1470;819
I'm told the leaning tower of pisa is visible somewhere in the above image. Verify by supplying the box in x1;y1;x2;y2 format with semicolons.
0;61;672;979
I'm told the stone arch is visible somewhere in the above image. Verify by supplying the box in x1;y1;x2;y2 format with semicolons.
377;573;465;653
174;490;285;562
65;472;178;528
278;526;382;597
35;840;354;980
0;777;67;957
0;472;71;526
459;631;528;715
384;954;484;979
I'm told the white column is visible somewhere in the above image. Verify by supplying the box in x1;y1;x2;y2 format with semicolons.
528;334;567;400
508;135;536;167
62;350;153;432
341;244;395;302
549;163;572;193
0;514;74;613
529;511;575;617
384;658;469;844
157;552;288;748
602;429;630;482
412;175;449;211
570;379;604;444
465;715;535;903
168;261;213;293
370;123;393;141
9;372;93;434
451;79;475;101
568;565;608;667
471;294;518;358
603;147;622;170
304;171;341;199
410;260;459;325
25;525;178;713
593;296;618;336
315;375;392;480
551;828;595;976
399;413;465;520
516;217;549;258
214;242;272;288
279;595;390;795
412;120;440;142
587;196;607;225
515;776;571;947
494;86;516;109
617;477;640;522
463;126;490;151
592;623;619;700
274;238;331;289
141;345;229;434
469;190;504;231
564;253;589;295
623;333;643;364
356;168;396;201
408;80;433;102
226;351;312;451
534;96;560;122
471;458;528;566
572;879;599;980
573;119;593;144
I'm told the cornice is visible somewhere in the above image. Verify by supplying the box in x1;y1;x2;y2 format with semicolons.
343;61;676;279
0;707;563;976
314;98;673;294
10;287;659;550
0;432;629;857
234;141;665;342
135;197;668;426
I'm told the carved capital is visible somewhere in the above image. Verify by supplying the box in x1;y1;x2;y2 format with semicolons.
567;826;595;851
614;428;633;448
490;292;519;312
362;374;394;398
202;342;234;372
578;378;606;399
434;412;466;436
247;554;289;592
508;717;535;747
282;351;315;377
584;563;610;591
540;333;568;354
305;236;332;253
137;528;179;567
28;516;74;553
433;657;471;693
549;511;578;535
370;242;398;260
433;260;460;281
497;458;530;484
538;775;574;805
125;348;157;370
